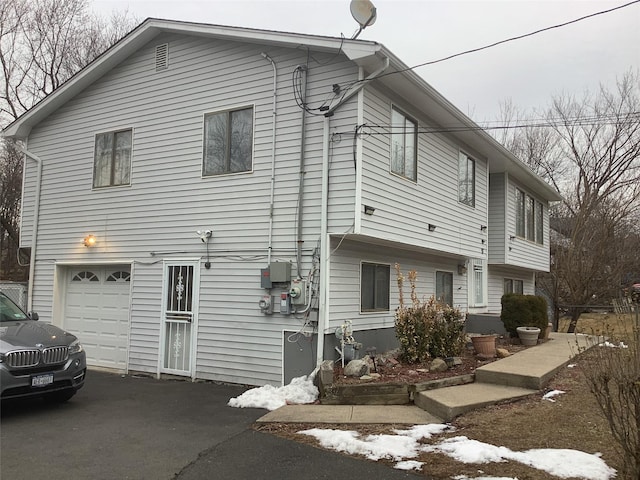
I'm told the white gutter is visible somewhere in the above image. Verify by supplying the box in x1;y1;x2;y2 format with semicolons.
261;52;277;264
316;57;390;369
19;147;43;312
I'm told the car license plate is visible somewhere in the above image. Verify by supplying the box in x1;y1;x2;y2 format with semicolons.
32;373;54;387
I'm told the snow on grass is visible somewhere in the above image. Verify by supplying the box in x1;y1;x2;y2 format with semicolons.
427;436;616;480
300;428;616;479
542;389;565;402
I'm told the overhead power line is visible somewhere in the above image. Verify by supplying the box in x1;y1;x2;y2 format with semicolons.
333;111;640;137
372;0;640;81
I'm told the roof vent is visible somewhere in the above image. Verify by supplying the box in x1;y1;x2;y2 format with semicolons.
155;44;168;71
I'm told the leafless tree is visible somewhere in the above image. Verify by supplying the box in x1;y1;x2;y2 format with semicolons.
0;0;137;280
499;71;640;332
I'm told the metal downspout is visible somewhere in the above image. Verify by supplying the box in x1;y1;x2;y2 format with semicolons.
19;147;42;312
261;52;277;264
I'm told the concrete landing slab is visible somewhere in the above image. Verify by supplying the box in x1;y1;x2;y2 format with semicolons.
256;404;443;425
475;333;590;389
415;383;536;422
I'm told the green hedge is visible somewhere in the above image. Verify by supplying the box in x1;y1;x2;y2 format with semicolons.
500;293;548;336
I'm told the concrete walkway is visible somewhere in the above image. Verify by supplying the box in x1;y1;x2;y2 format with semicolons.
257;333;591;425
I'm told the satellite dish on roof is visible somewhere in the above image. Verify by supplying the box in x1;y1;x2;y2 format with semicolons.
350;0;377;39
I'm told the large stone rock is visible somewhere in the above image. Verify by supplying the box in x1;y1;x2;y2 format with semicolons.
430;358;448;372
344;359;370;377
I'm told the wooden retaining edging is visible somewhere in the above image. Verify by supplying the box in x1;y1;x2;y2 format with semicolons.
320;374;475;405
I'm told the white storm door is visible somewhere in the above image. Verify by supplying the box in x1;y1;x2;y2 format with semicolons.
161;261;199;376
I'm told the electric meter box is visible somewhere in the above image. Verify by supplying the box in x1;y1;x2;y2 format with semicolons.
269;262;291;283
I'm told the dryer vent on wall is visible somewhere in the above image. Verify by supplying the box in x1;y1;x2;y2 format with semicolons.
155;44;169;71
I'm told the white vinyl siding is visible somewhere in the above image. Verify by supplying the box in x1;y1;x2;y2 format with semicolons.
19;33;359;386
487;266;535;312
507;179;550;271
330;240;468;333
359;86;488;259
487;173;506;264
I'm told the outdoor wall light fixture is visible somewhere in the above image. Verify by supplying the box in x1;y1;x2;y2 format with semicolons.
457;264;467;275
363;205;375;215
428;223;437;232
83;234;96;247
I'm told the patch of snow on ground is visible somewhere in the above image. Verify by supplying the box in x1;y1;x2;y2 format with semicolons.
542;390;565;402
299;427;616;479
299;428;420;461
453;476;518;480
227;374;318;410
394;460;424;471
428;436;616;480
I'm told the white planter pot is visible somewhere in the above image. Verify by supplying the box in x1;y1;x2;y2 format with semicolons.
517;326;541;346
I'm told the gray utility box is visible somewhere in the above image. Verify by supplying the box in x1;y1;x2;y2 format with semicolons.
261;262;292;288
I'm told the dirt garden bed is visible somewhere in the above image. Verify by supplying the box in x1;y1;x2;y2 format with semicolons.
321;336;529;405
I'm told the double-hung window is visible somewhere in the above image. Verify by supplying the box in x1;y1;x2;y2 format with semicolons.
361;262;390;312
458;152;475;207
203;107;253;176
390;108;417;181
515;187;544;245
93;129;132;188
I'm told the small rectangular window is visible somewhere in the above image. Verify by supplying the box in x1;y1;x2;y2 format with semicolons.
361;262;390;312
390;108;417;181
458;152;475;207
203;107;253;176
436;271;453;307
93;129;132;188
515;188;525;237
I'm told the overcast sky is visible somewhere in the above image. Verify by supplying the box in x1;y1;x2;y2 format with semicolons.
91;0;639;123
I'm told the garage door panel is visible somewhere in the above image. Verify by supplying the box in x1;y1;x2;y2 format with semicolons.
64;266;131;370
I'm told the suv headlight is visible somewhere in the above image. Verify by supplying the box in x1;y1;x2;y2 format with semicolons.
69;339;83;354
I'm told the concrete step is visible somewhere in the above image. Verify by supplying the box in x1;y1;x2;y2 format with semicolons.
414;383;537;422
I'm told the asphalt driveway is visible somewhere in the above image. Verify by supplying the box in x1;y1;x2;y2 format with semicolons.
1;370;416;479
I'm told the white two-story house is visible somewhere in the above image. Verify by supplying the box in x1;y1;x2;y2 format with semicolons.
2;19;561;386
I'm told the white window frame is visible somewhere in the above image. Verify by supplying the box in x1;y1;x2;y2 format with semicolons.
458;152;476;207
360;262;391;313
390;107;417;181
203;105;254;177
93;128;132;188
468;259;487;308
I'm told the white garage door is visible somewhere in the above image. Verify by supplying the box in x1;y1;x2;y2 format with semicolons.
64;266;131;370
